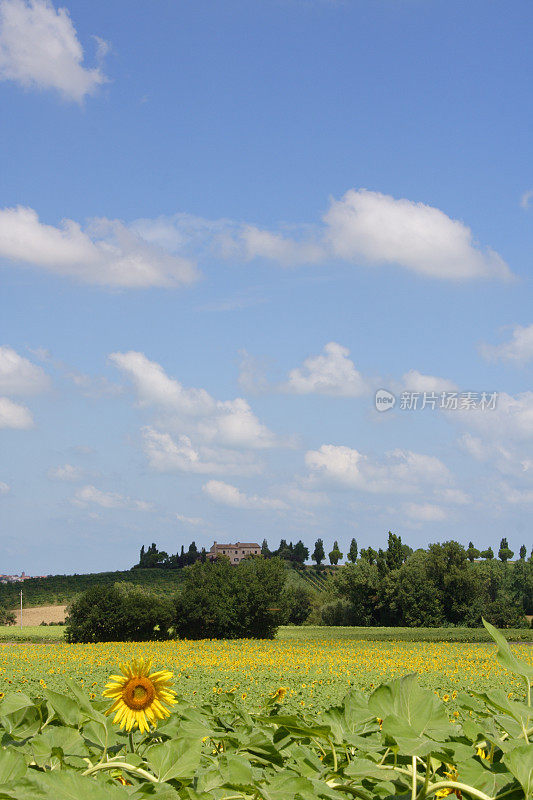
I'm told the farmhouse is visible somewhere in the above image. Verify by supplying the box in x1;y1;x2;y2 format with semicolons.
208;541;261;564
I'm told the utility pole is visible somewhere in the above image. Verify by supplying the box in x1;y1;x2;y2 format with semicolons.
20;589;22;630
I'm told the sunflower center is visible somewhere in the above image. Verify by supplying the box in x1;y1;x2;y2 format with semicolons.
122;676;156;710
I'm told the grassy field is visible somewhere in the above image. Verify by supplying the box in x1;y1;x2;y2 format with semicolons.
279;625;533;642
0;629;531;713
1;623;532;644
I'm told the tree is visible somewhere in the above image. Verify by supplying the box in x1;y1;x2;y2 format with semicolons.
281;583;313;624
466;541;480;562
480;547;494;560
498;537;514;562
0;607;15;625
261;539;271;558
359;547;377;564
386;532;404;570
347;538;358;563
519;544;527;560
66;584;174;643
328;540;343;565
173;557;286;639
331;560;380;625
186;541;199;565
312;539;325;568
293;540;309;566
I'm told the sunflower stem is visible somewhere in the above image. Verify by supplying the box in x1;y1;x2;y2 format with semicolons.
128;731;135;753
82;761;158;784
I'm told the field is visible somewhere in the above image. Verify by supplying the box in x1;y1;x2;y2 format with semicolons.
0;630;531;713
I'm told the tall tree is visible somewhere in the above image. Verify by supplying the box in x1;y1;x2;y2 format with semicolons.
347;538;358;563
498;537;514;562
519;544;527;560
293;540;309;566
480;547;494;560
466;541;480;562
386;532;404;570
261;539;271;558
312;538;325;567
328;540;343;565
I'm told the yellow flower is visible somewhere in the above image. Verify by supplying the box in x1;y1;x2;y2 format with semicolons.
442;693;450;702
272;686;288;701
102;658;177;734
477;748;488;760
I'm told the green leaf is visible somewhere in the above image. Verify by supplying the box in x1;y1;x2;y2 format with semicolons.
146;737;202;782
483;618;533;681
459;758;514;796
0;770;130;800
0;749;26;783
504;743;533;799
368;674;452;742
43;689;80;727
257;714;332;740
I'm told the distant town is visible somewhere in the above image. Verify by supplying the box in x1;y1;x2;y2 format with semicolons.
0;572;48;584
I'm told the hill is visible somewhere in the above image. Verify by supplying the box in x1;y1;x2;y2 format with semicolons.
0;568;186;608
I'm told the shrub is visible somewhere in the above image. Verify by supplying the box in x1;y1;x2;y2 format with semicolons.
280;583;313;624
0;606;16;626
173;556;285;639
320;598;356;626
65;583;174;642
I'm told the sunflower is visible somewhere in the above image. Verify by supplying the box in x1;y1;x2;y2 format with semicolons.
102;658;177;734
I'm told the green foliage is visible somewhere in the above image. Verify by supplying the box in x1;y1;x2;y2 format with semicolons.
0;569;185;609
280;582;314;624
330;541;532;627
312;538;325;567
328;540;343;565
173;556;286;639
347;538;358;563
467;540;481;562
320;598;355;626
0;606;15;625
499;537;514;562
65;584;174;643
0;623;531;799
481;547;495;560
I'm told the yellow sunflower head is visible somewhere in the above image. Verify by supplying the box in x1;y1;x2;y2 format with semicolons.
102;657;177;734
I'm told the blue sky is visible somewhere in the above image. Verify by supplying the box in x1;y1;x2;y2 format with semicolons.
0;0;532;574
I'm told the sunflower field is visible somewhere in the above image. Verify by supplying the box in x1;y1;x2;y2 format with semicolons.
0;621;531;799
0;634;531;714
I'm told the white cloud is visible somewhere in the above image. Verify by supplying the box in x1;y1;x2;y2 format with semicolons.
403;502;447;522
282;485;330;507
284;342;370;397
480;324;533;364
323;190;510;281
74;484;152;511
239;225;324;266
521;190;533;210
142;427;260;475
0;0;107;102
501;485;533;504
0;396;33;428
109;351;214;414
400;369;458;394
111;351;279;450
436;488;470;505
48;463;83;481
0;481;10;495
305;444;451;494
0;207;199;288
132;189;510;283
0;345;49;394
175;513;204;526
202;480;287;510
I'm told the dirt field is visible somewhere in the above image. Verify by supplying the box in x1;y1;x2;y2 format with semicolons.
11;605;67;626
